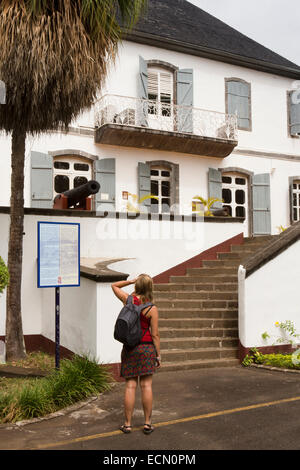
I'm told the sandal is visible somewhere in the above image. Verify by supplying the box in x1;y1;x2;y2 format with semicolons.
120;425;132;434
143;423;154;435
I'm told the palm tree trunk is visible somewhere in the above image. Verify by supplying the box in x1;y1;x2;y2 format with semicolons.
5;128;26;361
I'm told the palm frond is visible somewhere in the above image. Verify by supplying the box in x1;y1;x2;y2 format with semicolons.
0;0;147;134
207;198;224;210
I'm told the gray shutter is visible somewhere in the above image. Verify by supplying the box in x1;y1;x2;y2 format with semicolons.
138;56;148;127
31;151;53;208
138;162;151;212
289;91;300;136
208;168;223;210
252;173;271;235
95;158;116;212
227;81;250;130
177;69;193;133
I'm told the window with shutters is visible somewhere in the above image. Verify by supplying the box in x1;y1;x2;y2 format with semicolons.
225;78;252;131
222;173;248;218
53;156;92;197
288;90;300;138
292;181;300;221
147;67;173;117
150;166;171;214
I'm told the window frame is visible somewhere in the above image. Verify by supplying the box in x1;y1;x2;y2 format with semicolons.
53;155;92;198
146;160;180;215
225;77;252;132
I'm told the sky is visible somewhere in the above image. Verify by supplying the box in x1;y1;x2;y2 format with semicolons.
188;0;300;66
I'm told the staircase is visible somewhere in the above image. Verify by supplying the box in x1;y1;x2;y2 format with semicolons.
154;235;277;372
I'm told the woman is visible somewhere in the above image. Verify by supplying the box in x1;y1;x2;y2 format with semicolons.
111;274;161;435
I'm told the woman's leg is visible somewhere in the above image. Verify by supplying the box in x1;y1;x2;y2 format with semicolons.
140;374;153;425
124;377;138;426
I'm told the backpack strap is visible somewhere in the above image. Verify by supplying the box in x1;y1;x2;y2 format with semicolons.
137;301;154;313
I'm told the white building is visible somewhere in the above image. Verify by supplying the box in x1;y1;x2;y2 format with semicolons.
1;0;300;373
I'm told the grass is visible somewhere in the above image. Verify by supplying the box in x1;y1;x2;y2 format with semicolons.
0;353;113;424
242;348;300;370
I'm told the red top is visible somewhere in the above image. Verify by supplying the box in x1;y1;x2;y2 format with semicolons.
133;295;153;343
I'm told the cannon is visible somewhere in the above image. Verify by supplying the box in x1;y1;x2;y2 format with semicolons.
53;180;100;210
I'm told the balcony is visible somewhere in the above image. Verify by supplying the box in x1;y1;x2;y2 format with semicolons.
94;95;238;158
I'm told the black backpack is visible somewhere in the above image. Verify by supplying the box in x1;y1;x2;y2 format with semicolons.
114;295;154;349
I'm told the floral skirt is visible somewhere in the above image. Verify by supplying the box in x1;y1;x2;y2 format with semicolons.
121;343;157;378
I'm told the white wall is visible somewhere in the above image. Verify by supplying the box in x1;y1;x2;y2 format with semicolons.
0;210;243;362
239;240;300;349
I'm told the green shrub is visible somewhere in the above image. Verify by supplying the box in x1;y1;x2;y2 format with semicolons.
0;355;112;423
0;256;9;294
242;348;300;370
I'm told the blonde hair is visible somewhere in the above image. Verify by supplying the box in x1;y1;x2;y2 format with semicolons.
134;274;153;303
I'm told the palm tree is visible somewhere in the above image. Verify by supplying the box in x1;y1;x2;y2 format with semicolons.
0;0;146;361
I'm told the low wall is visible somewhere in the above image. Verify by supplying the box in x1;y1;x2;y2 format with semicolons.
0;207;245;365
238;231;300;359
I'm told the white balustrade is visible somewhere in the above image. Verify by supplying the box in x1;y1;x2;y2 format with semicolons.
95;94;238;141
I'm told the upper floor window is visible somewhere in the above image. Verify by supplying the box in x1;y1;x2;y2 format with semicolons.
225;78;252;131
148;67;173;117
53;156;92;197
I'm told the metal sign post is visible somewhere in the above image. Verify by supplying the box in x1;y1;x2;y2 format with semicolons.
55;287;60;370
37;222;80;370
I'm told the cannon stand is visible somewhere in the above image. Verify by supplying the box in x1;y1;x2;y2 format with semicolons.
53;194;92;211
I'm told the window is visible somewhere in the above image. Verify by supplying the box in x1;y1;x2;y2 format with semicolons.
222;173;248;218
148;67;173;117
53;156;92;197
225;78;252;131
292;181;300;221
288;90;300;137
150;167;171;213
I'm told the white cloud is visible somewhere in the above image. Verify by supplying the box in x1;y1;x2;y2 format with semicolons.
188;0;300;66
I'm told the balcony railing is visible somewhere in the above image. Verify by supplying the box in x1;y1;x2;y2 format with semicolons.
95;94;238;140
94;95;238;157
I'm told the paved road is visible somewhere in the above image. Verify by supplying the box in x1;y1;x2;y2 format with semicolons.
0;366;299;453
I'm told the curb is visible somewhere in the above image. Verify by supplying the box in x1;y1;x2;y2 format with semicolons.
0;382;119;429
250;364;300;374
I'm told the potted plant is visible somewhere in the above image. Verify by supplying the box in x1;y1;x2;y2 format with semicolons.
192;196;225;217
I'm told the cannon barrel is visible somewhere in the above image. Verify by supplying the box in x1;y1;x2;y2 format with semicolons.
54;180;100;208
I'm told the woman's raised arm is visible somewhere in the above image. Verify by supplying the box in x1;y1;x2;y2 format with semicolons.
111;279;137;305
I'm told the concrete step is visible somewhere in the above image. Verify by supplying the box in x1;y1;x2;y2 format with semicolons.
160;336;238;350
154;282;238;292
156;299;238;309
202;259;241;268
160;327;238;339
231;244;267;252
159;308;238;319
170;274;238;283
186;267;238;276
154;291;238;301
159;358;240;372
161;347;238;362
217;251;253;260
159;318;238;329
243;235;278;243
